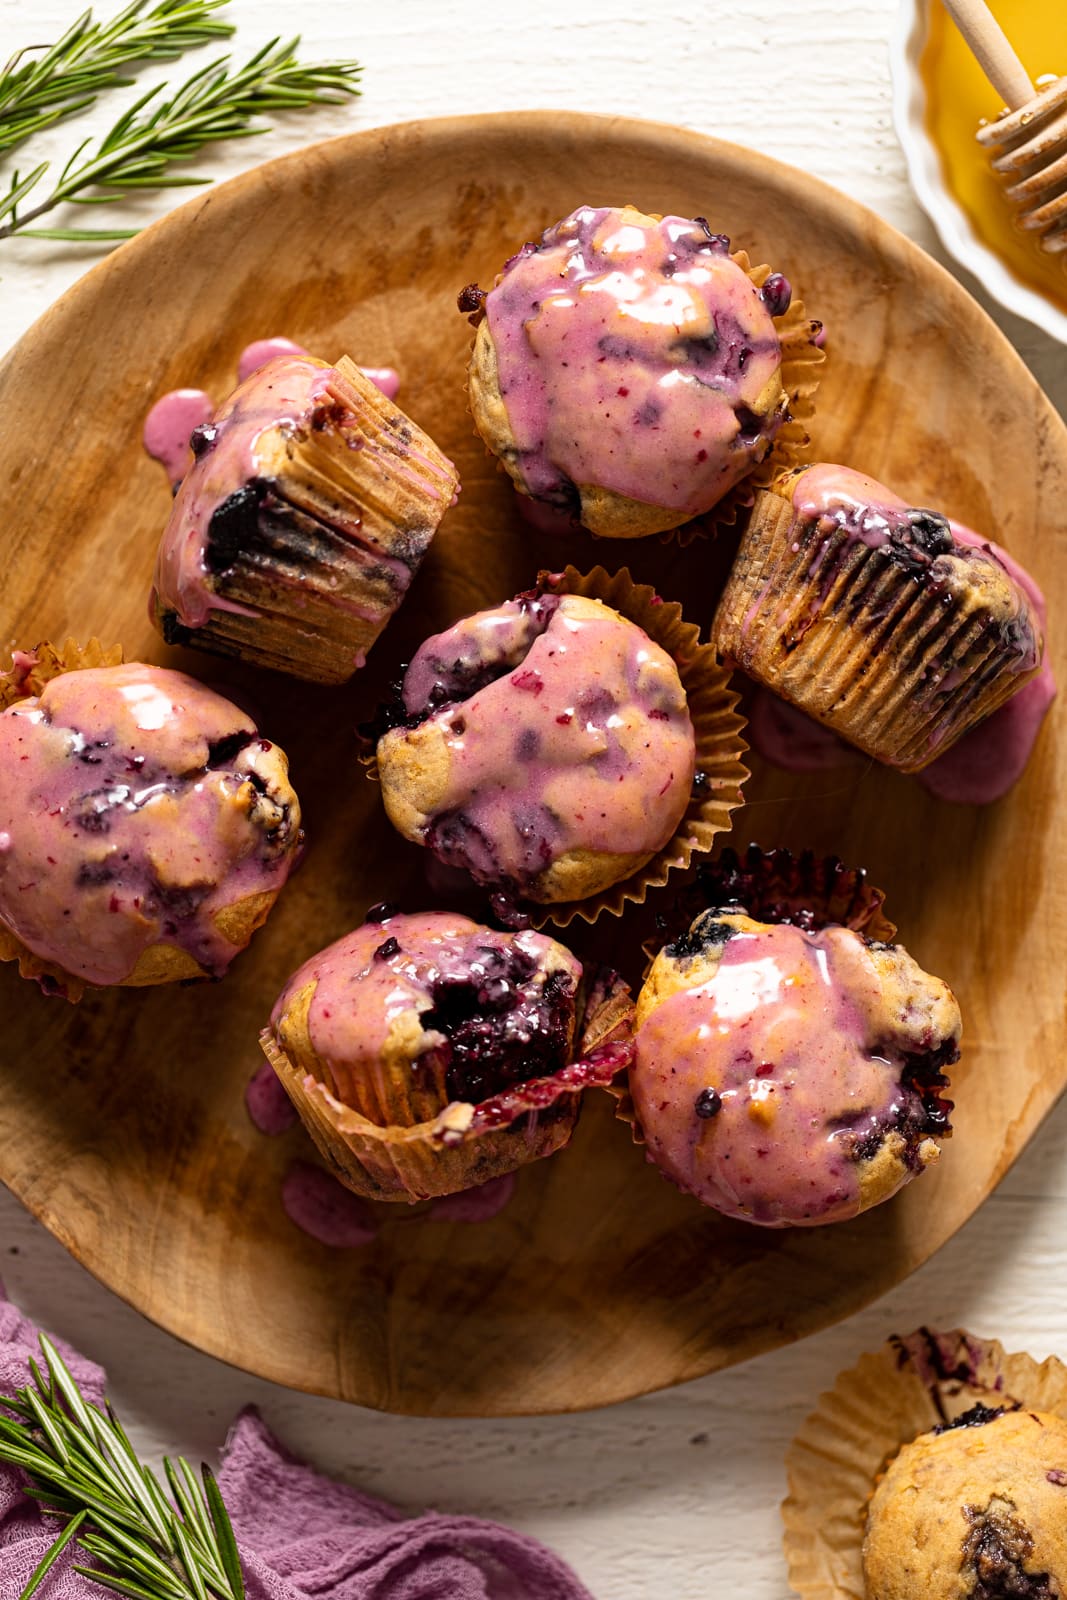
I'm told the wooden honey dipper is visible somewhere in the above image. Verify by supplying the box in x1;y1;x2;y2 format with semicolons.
942;0;1067;254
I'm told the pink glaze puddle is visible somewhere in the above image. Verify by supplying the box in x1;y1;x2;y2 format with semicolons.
513;492;581;538
281;1161;378;1247
747;687;856;773
236;337;309;383
245;1061;298;1135
427;1172;516;1222
917;668;1056;804
143;389;214;487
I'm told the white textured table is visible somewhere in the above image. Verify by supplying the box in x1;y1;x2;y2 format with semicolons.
1;2;1065;1596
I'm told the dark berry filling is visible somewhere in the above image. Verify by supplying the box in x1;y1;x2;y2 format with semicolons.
934;1403;1006;1434
962;1505;1057;1600
694;1087;723;1119
667;911;737;962
416;944;577;1104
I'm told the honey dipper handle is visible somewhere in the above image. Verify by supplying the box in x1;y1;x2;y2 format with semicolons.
940;0;1035;110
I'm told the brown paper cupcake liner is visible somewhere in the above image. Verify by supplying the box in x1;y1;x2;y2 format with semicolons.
0;639;126;1002
532;564;749;929
782;1329;1067;1600
260;963;635;1203
154;355;460;686
714;485;1038;771
669;252;825;548
612;844;896;1140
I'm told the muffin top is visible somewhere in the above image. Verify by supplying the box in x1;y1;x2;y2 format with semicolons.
863;1407;1067;1600
479;204;789;522
270;910;583;1125
0;664;300;986
630;909;959;1226
374;591;696;904
779;463;1041;673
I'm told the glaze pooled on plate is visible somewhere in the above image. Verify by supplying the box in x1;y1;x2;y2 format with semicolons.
466;204;791;537
374;590;696;905
630;909;959;1227
0;663;300;988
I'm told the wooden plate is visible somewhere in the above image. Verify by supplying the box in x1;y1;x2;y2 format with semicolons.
0;113;1064;1417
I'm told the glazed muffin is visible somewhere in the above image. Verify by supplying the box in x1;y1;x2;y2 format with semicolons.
261;909;634;1200
460;204;798;538
629;908;960;1226
0;655;301;994
150;353;459;685
864;1407;1067;1599
373;587;697;908
713;463;1043;771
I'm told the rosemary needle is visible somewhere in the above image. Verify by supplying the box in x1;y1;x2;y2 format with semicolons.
0;35;360;244
0;0;235;157
0;1335;245;1600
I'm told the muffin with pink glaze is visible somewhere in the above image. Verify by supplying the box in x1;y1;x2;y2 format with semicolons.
260;908;634;1201
0;645;301;998
459;204;821;539
713;463;1044;771
150;353;459;685
629;907;960;1227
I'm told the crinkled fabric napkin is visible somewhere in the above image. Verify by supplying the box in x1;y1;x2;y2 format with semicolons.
0;1290;594;1598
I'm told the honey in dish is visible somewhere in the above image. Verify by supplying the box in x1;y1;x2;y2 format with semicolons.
922;0;1067;312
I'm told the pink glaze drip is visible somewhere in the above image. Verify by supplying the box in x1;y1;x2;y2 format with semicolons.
428;1171;516;1222
0;665;298;986
485;205;786;515
281;1161;378;1247
150;355;419;631
245;1059;298;1135
236;337;309;383
271;911;581;1114
389;593;696;889
632;922;943;1227
747;466;1053;802
143;389;215;488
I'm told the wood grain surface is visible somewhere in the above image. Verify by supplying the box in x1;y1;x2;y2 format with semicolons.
0;111;1063;1417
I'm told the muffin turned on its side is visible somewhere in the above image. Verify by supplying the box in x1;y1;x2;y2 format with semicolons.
713;462;1043;771
150;354;459;684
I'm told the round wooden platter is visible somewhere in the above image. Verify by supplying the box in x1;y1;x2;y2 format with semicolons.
0;112;1064;1418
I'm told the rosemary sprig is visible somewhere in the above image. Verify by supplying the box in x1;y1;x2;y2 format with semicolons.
0;1335;244;1600
0;36;361;243
0;1;235;157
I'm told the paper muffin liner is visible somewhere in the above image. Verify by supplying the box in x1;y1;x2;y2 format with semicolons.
259;963;635;1203
713;483;1040;772
153;355;460;686
612;844;897;1140
782;1329;1067;1600
669;252;825;548
0;640;125;1002
532;565;749;929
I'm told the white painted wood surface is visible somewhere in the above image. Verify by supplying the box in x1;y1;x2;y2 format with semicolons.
1;2;1065;1595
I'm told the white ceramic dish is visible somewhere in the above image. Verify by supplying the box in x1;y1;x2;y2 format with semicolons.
891;0;1067;346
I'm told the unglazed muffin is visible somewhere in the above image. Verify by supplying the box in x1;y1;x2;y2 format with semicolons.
261;908;634;1200
460;204;798;537
713;463;1043;771
864;1407;1067;1599
373;588;697;907
150;353;459;684
0;657;301;994
629;908;960;1226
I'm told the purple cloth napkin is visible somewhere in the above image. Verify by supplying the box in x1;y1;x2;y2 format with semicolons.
0;1289;594;1598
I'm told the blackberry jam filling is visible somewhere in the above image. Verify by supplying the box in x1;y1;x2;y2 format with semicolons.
418;944;577;1105
963;1505;1057;1600
934;1403;1007;1434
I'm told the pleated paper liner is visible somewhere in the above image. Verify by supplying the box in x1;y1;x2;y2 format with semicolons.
612;844;896;1141
153;354;460;686
532;565;749;929
713;483;1041;771
0;639;125;1002
669;252;826;548
260;962;635;1203
782;1330;1067;1600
